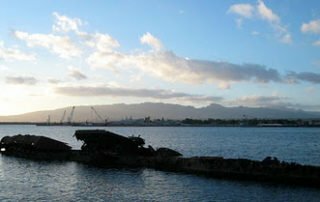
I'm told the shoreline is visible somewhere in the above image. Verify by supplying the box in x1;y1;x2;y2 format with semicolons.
1;122;320;128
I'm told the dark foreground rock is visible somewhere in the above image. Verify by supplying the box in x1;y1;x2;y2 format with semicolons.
1;130;320;188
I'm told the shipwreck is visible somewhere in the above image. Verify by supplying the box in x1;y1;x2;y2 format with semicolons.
1;130;320;188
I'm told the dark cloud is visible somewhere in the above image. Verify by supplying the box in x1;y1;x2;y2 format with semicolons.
6;76;38;85
186;59;282;83
68;68;87;80
55;86;222;102
48;78;62;84
286;72;320;84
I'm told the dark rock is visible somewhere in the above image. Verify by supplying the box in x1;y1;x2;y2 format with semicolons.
156;147;182;157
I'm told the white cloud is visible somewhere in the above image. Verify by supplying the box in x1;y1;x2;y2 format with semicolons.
87;32;320;86
228;0;292;44
13;31;81;58
228;3;254;18
113;35;282;84
52;12;83;33
84;33;120;52
140;32;163;51
256;0;279;23
0;41;36;61
133;51;282;84
87;50;125;71
88;43;282;85
256;0;291;44
301;19;320;34
301;19;320;46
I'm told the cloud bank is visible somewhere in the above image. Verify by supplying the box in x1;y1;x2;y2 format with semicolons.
55;85;222;103
7;12;320;92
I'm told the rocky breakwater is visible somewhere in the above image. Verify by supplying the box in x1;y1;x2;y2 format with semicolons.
1;130;320;188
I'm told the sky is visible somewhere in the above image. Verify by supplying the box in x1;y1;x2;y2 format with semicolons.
0;0;320;115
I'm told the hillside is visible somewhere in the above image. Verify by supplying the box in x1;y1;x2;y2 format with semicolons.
0;103;319;123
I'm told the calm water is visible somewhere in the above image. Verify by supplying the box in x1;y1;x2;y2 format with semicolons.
0;125;319;201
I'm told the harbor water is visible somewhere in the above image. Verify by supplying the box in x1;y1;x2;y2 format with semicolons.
0;125;319;201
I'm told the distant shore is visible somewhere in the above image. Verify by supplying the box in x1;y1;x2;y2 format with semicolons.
1;118;320;127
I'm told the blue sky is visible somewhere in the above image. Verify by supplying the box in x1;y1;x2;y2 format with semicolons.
0;0;320;115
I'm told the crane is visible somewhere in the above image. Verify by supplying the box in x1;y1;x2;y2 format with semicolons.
60;110;66;124
67;106;75;124
91;106;104;122
47;115;51;125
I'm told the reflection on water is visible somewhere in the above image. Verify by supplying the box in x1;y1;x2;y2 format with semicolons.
0;125;320;201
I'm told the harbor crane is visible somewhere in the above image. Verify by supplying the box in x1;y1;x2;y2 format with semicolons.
67;106;75;123
91;106;104;123
60;110;66;124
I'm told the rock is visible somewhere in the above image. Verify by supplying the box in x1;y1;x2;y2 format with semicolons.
156;147;182;157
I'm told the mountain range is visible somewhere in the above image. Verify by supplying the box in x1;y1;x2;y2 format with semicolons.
0;103;319;123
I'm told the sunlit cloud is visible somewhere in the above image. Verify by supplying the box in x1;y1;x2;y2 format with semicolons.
87;33;282;85
13;31;81;58
52;12;83;33
301;19;320;46
140;32;163;51
301;19;320;34
0;41;36;61
228;0;292;44
7;12;319;88
256;0;279;23
228;3;254;18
